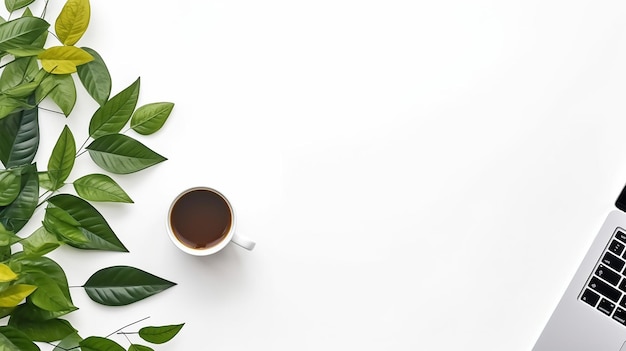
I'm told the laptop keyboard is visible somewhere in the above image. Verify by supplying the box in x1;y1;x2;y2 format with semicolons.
580;228;626;325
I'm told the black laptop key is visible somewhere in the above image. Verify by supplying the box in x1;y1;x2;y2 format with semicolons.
589;277;622;302
598;298;616;316
596;264;622;285
581;289;601;307
614;308;626;325
601;252;625;272
610;240;626;256
616;231;626;244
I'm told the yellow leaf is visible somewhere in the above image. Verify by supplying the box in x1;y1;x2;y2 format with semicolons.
55;0;90;46
0;284;37;307
39;46;94;74
0;264;17;282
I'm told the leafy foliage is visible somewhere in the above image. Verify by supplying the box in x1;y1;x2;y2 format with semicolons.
0;0;183;349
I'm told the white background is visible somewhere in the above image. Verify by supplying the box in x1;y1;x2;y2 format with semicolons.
16;0;626;350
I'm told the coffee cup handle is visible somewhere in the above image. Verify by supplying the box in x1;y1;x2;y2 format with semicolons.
231;233;256;251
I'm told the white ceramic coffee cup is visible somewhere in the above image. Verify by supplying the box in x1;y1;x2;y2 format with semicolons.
166;186;255;256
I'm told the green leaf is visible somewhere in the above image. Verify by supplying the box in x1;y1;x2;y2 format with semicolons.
47;126;75;190
5;0;35;12
43;207;88;244
0;168;21;205
54;332;82;351
39;46;94;74
80;336;125;351
77;47;111;106
0;106;38;168
0;326;39;351
73;174;133;203
5;45;43;57
11;300;76;322
130;102;174;135
35;73;76;116
138;324;184;344
0;17;49;53
2;81;38;98
8;315;76;342
21;226;60;257
83;266;176;306
37;171;54;191
86;134;166;174
10;256;74;312
0;284;36;307
0;223;19;246
88;77;140;138
0;57;38;91
55;0;90;46
0;164;38;233
46;194;128;251
129;345;153;351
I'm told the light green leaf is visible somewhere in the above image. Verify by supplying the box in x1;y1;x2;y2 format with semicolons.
80;336;125;351
73;174;133;203
46;194;128;251
88;77;140;138
5;0;35;12
0;106;38;168
55;0;90;46
0;326;39;351
0;56;38;91
9;256;73;310
8;315;76;342
35;73;76;116
0;164;38;233
77;47;110;106
86;134;166;174
2;81;38;98
54;332;83;351
0;169;20;205
47;126;75;190
39;46;93;74
130;102;174;135
21;226;60;257
0;284;36;307
11;300;77;322
138;324;184;344
83;266;176;306
5;45;42;57
38;171;54;191
0;17;49;53
0;264;17;282
43;206;88;243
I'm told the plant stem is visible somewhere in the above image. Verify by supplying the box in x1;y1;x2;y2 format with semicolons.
38;106;65;115
76;137;91;157
106;316;150;338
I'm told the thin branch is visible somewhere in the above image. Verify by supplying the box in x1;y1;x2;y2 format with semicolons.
105;316;150;338
38;106;65;115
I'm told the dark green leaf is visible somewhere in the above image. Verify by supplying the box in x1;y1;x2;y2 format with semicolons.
8;315;76;342
0;306;14;319
77;47;110;106
0;105;38;168
86;134;166;174
129;345;153;351
73;174;133;203
46;194;127;251
88;77;140;138
130;102;174;135
0;168;20;205
21;226;60;257
0;326;39;351
35;73;76;116
11;300;77;321
0;163;38;233
5;0;36;12
0;245;10;261
138;324;184;344
80;336;125;351
0;17;49;53
83;266;176;306
47;126;75;190
54;332;82;351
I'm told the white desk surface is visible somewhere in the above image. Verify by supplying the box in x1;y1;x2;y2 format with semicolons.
26;0;626;349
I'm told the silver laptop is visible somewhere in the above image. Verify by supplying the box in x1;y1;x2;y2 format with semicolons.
533;191;626;350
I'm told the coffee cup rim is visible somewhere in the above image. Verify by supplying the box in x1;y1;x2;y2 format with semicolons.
166;186;236;256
